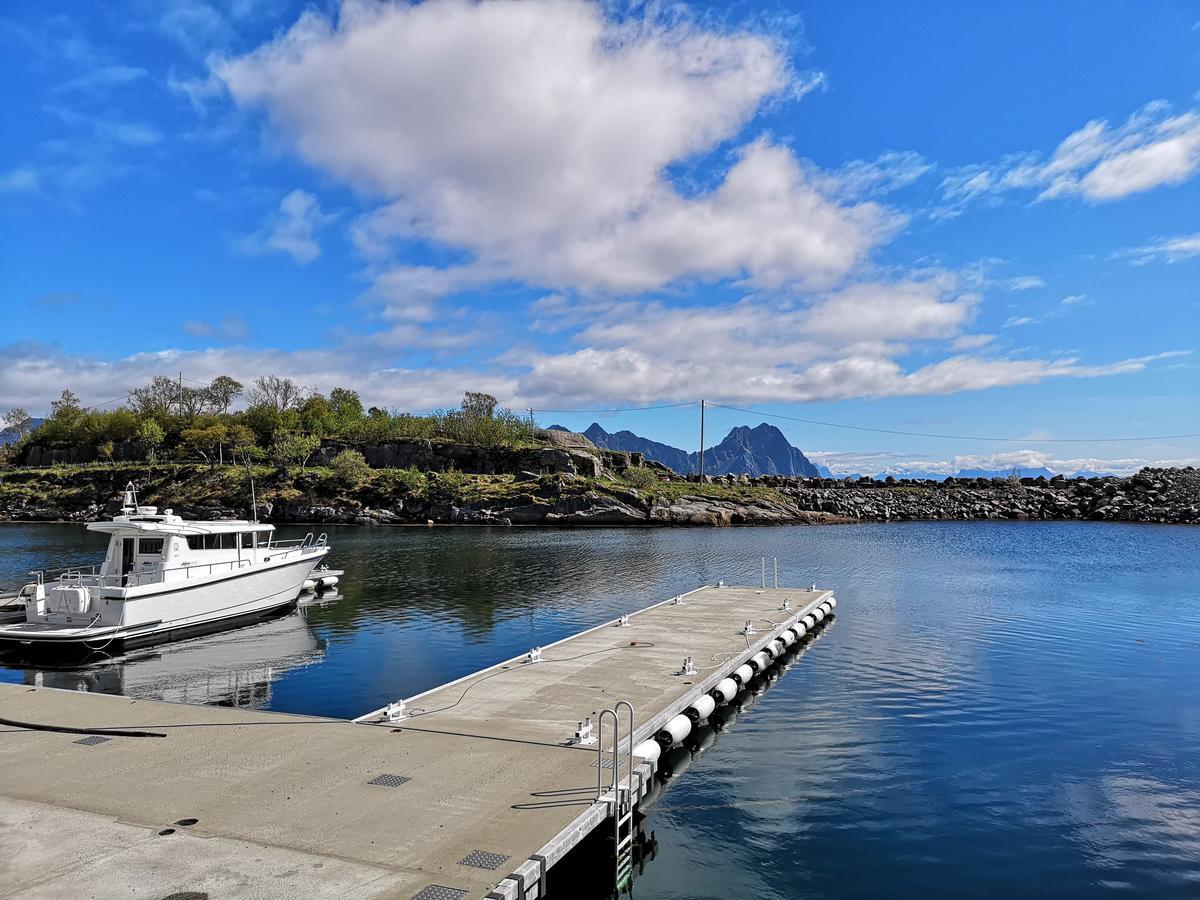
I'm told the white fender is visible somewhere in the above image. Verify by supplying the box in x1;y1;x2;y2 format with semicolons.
780;629;797;647
803;615;816;629
657;714;692;746
750;650;772;672
633;739;662;763
711;677;738;703
732;664;754;685
686;694;716;721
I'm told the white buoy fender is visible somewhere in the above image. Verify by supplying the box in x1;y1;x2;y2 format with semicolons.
711;677;738;703
769;639;785;658
632;739;662;763
686;694;716;722
794;623;807;638
828;597;837;609
803;615;816;629
657;714;692;746
750;650;772;672
780;629;797;647
814;609;825;623
302;580;316;592
318;575;339;589
732;664;754;685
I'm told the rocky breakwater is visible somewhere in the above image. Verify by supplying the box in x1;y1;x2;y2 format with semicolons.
756;466;1200;524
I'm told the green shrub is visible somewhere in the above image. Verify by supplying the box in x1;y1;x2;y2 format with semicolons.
622;467;659;489
427;467;469;504
330;449;371;488
380;466;427;496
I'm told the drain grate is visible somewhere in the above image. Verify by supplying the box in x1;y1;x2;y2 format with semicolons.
74;735;112;746
411;886;467;900
589;757;615;769
367;773;411;788
459;850;510;870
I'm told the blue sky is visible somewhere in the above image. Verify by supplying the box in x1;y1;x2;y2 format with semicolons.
1;0;1198;475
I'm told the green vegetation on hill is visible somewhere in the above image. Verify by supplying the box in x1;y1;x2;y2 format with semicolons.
2;377;537;468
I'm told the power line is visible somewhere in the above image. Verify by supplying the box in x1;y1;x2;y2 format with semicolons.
705;402;1200;444
532;401;698;414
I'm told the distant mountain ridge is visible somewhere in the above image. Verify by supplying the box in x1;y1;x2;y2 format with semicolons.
553;421;821;477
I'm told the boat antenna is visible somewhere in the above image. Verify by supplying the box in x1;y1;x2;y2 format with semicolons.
244;457;259;523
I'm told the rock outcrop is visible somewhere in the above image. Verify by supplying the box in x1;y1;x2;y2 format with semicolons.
0;464;1195;527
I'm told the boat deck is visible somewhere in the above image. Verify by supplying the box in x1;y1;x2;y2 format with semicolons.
0;584;834;899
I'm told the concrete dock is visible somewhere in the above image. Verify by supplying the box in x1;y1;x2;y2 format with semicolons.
0;584;835;899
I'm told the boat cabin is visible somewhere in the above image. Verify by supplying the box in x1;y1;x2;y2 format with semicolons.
88;506;278;588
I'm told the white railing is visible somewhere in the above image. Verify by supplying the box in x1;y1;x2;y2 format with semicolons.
44;534;328;590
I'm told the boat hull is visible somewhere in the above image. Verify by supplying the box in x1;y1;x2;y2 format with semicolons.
0;551;326;657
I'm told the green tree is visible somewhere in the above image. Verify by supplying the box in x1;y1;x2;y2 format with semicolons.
205;375;243;414
227;423;258;462
248;375;306;412
50;389;81;420
138;419;165;462
3;407;33;438
329;387;363;422
461;391;497;419
270;432;321;468
179;422;229;465
330;448;371;488
129;376;181;417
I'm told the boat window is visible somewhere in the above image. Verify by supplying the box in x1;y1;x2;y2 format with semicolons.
186;534;237;551
138;538;164;555
241;532;254;549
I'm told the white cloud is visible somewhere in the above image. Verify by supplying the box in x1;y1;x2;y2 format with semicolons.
217;0;891;295
1116;232;1200;265
1007;275;1045;291
813;150;932;200
516;271;1185;405
0;340;515;415
940;100;1200;210
0;167;39;193
234;189;333;264
1003;316;1036;327
1060;294;1089;306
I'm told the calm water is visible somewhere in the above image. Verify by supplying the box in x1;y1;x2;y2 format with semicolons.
2;521;1198;898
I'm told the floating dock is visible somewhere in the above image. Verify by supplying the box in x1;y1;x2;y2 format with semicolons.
0;583;835;899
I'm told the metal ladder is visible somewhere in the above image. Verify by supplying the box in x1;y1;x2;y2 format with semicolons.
597;700;636;893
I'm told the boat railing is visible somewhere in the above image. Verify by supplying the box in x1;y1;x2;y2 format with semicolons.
39;534;329;590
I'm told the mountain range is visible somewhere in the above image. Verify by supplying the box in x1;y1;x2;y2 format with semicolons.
554;422;1114;480
556;422;824;477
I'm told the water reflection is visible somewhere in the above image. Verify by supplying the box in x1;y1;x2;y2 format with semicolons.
19;610;324;709
1;521;1198;897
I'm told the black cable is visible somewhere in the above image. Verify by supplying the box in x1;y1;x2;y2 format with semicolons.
0;716;165;738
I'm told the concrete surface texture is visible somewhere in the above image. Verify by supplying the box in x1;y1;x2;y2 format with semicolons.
0;585;832;899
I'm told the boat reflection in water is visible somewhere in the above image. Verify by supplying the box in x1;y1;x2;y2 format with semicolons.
21;608;326;709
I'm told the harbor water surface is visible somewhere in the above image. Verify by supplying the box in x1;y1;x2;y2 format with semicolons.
1;521;1197;898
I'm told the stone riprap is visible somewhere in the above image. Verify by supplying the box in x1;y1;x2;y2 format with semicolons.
1;465;1194;527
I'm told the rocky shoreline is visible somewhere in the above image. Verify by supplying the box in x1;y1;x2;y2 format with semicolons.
0;463;1196;527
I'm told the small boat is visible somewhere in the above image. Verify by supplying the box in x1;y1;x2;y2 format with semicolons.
0;483;330;654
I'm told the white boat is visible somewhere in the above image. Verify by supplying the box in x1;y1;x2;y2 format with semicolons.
0;484;330;654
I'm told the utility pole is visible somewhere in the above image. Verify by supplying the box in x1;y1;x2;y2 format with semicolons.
528;408;535;442
699;398;706;479
178;371;184;417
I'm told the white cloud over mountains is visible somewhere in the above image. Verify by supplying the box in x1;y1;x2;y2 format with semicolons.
217;0;887;295
940;100;1200;211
